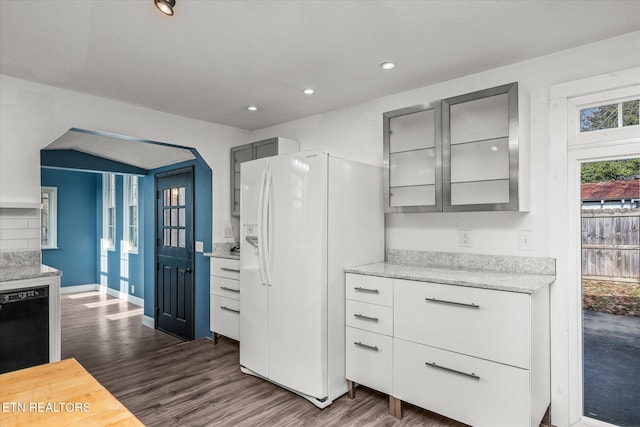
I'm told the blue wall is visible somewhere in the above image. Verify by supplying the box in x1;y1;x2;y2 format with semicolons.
142;158;212;339
41;168;98;287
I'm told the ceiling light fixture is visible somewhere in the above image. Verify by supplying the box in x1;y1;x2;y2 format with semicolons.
380;62;396;70
303;88;315;95
154;0;176;16
247;106;258;111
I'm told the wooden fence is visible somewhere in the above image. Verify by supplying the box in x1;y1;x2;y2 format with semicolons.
582;208;640;282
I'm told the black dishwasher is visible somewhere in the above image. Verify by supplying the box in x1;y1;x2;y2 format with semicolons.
0;287;49;374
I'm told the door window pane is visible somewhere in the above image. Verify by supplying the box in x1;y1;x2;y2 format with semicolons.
179;230;185;248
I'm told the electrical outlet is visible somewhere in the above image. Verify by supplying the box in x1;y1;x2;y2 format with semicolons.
459;230;472;248
518;230;533;251
131;285;135;294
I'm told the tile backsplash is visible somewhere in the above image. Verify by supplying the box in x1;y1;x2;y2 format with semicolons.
0;208;41;267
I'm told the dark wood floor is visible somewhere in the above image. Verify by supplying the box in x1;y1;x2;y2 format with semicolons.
61;291;465;426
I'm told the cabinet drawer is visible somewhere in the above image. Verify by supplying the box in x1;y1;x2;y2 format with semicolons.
346;327;392;394
394;279;530;368
211;295;240;341
346;300;393;336
211;276;240;300
345;274;393;306
393;338;530;427
211;257;240;280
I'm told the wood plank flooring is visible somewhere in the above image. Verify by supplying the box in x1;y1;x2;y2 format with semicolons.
61;291;465;426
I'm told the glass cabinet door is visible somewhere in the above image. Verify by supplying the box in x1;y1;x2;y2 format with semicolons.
442;82;522;211
230;143;253;216
383;101;442;213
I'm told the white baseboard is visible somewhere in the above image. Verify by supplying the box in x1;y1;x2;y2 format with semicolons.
142;315;155;329
128;294;144;307
60;284;99;294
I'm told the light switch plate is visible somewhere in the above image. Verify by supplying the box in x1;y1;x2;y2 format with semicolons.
195;241;204;252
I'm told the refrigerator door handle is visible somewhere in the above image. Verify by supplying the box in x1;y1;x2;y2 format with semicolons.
257;167;268;286
263;167;274;286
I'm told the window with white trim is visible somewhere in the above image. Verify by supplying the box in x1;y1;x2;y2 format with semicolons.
102;173;116;251
580;99;639;132
41;187;57;249
123;175;139;253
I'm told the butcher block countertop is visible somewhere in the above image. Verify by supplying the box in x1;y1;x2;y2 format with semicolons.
0;358;142;426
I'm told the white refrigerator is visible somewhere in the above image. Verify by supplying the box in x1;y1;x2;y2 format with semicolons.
240;151;384;408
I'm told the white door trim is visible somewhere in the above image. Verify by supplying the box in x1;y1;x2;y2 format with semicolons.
548;67;640;427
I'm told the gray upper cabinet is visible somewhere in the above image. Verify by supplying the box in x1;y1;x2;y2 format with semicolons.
383;82;529;213
383;101;442;213
442;82;528;212
231;137;299;216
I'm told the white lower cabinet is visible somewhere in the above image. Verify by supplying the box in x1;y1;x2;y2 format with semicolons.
210;294;239;341
346;327;393;395
210;257;240;342
394;338;530;427
345;272;550;427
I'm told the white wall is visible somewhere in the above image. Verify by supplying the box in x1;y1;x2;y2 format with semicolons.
249;31;640;258
0;75;249;242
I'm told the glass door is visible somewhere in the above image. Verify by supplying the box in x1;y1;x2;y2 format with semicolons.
580;157;640;426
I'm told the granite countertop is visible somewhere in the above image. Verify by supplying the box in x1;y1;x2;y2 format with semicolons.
0;264;62;282
203;250;240;260
345;262;555;294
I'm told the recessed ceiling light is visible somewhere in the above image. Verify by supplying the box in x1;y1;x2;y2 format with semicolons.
154;0;176;16
247;106;258;111
380;62;396;70
303;88;315;95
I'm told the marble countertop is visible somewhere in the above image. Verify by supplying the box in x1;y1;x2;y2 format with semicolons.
345;262;555;294
0;264;62;282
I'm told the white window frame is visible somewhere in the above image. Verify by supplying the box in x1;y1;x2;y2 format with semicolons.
102;173;116;251
40;186;57;249
123;175;139;254
549;67;640;427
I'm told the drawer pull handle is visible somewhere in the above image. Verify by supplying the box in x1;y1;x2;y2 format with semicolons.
425;297;479;309
354;286;379;294
220;286;240;293
354;341;379;351
220;267;241;273
426;362;480;381
354;313;379;322
220;306;240;314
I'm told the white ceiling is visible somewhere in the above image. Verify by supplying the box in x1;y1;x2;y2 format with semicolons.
1;0;639;131
44;129;196;170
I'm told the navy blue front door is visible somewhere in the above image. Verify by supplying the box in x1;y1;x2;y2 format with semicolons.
155;167;194;340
